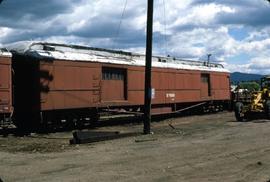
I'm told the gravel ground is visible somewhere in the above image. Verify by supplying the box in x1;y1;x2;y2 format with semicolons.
1;112;270;182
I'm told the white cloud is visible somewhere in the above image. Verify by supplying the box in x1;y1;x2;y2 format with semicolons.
223;62;251;73
225;56;270;74
0;27;12;40
163;26;238;62
0;0;270;74
238;39;270;53
249;57;270;70
171;3;235;29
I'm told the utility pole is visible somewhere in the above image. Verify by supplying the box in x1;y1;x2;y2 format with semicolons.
143;0;154;134
207;54;211;66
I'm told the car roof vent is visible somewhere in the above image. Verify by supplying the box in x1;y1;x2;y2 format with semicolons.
43;45;55;51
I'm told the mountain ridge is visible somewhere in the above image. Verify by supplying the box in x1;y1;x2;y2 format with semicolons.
230;72;263;83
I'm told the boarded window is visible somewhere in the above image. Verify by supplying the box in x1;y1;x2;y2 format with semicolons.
102;68;125;80
201;75;209;83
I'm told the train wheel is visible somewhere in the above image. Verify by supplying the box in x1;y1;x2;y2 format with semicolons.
235;102;244;122
265;100;270;119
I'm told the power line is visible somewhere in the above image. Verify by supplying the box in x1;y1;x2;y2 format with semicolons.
162;0;168;56
113;0;128;49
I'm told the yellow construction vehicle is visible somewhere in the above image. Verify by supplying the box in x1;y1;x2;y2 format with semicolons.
234;76;270;121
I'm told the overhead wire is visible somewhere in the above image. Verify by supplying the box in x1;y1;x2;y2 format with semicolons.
113;0;128;50
162;0;168;56
110;0;168;55
155;0;169;56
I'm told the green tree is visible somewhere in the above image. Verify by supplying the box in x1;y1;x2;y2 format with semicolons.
238;82;260;91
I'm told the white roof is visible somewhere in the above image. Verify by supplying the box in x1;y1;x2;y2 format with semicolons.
6;41;229;73
0;48;12;57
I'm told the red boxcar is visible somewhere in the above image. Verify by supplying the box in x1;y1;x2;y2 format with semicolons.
0;49;13;126
8;42;230;129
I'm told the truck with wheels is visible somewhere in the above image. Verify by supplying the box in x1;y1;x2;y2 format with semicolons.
234;76;270;121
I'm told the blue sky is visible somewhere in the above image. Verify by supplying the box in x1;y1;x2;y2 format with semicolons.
0;0;270;74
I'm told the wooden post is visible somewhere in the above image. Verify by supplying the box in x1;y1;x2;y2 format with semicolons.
144;0;154;134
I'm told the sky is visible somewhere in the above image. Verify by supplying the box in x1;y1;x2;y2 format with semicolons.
0;0;270;74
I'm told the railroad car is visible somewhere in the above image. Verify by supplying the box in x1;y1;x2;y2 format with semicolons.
7;42;230;130
0;49;13;127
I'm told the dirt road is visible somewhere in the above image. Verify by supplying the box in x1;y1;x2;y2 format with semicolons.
1;112;270;182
